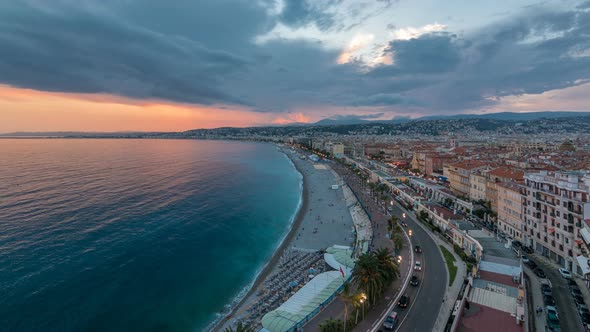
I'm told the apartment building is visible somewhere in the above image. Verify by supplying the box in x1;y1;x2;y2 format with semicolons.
469;171;487;201
523;171;590;271
497;182;525;241
486;167;524;214
444;161;489;198
425;154;456;177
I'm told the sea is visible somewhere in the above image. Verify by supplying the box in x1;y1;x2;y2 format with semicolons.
0;139;302;332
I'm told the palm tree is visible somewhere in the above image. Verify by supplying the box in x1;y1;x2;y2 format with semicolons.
374;247;400;283
223;322;254;332
392;233;404;253
339;282;356;332
388;216;399;231
351;253;383;305
319;318;344;332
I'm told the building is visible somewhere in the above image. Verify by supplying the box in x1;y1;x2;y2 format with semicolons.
497;182;525;241
325;142;344;158
486;167;524;214
425;154;456;177
523;171;590;271
444;161;489;198
469;171;488;202
456;255;524;332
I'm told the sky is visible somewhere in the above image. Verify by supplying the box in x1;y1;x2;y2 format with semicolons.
1;0;590;132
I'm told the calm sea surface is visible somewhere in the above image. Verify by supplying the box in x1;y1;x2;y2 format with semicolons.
0;139;301;332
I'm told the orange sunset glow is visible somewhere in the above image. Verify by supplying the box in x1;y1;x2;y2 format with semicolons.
0;85;306;132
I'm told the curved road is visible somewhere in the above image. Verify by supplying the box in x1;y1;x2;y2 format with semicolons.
388;203;447;332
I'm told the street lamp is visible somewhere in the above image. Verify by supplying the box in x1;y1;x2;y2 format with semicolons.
397;255;402;264
409;229;413;236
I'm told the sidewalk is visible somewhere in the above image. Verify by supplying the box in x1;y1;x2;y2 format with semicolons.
406;208;467;332
523;265;549;332
302;165;413;331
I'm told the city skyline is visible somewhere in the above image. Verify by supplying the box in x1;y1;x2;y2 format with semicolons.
1;0;590;132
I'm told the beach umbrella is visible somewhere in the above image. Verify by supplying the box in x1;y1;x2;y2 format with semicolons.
308;268;317;274
289;281;298;287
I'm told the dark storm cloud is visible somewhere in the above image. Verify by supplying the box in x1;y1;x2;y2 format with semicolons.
347;94;407;106
365;7;590;112
0;1;266;105
0;1;589;115
279;0;339;31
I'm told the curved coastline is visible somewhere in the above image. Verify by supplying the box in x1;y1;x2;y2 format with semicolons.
208;146;307;331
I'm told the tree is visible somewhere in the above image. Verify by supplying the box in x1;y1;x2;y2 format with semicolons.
392;233;404;253
419;210;429;221
388;216;399;231
319;318;344;332
374;247;400;283
224;322;254;332
339;282;357;332
351;253;383;305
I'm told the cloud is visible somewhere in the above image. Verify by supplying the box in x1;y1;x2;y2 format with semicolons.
1;0;590;121
391;23;447;40
329;113;385;120
272;112;311;124
279;0;337;31
347;94;408;106
0;1;268;105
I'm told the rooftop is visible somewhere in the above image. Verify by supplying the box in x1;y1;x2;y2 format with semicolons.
458;302;523;332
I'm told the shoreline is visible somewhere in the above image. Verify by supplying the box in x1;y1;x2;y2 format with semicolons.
210;146;309;331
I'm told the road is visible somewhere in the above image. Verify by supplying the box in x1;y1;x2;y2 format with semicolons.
388;203;447;332
529;255;584;332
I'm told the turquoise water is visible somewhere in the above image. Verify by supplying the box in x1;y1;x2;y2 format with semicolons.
0;139;301;332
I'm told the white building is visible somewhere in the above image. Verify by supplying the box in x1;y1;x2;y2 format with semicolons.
523;171;590;272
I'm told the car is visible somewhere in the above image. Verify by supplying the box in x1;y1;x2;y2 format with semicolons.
414;261;422;271
579;306;590;317
542;287;553;297
558;268;573;279
383;311;399;330
522;246;534;254
574;295;586;306
571;288;583;297
546;305;558;318
546;306;560;331
401;222;408;227
410;275;420;286
541;283;551;293
535;268;546;278
415;245;422;253
522;255;529;264
544;295;556;306
512;240;522;249
398;294;410;308
527;260;537;269
581;313;590;325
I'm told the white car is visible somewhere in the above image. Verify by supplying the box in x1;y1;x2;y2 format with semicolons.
414;261;422;271
558;268;572;279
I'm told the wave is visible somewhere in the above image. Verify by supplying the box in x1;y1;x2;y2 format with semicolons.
204;147;304;332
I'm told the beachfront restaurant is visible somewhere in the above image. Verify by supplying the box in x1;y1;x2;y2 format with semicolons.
260;271;347;332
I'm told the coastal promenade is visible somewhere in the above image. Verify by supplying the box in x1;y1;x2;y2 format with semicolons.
214;147;356;331
300;161;413;331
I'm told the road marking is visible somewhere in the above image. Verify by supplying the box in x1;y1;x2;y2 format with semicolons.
369;211;414;332
395;254;425;332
